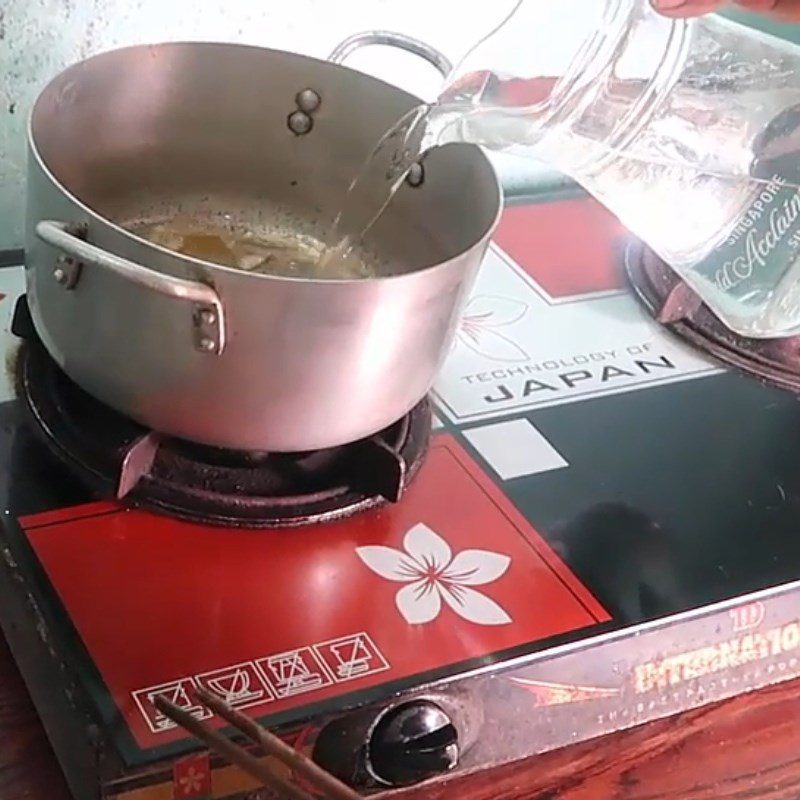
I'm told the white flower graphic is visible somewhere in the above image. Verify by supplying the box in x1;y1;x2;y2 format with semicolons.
457;295;529;363
356;523;512;626
179;766;203;796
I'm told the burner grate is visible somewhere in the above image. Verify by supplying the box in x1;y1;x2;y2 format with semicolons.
625;240;800;393
12;296;431;528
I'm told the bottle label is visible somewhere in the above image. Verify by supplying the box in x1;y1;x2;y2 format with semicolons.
695;175;800;319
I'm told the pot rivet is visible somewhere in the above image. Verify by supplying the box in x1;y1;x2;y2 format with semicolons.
406;162;425;188
199;309;217;326
199;337;216;353
288;110;313;136
53;267;67;284
296;88;321;114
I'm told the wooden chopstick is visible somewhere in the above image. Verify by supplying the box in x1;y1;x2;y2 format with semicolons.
153;695;314;800
195;686;362;800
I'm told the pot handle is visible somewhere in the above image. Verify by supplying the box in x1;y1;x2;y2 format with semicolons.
328;31;452;78
35;220;226;356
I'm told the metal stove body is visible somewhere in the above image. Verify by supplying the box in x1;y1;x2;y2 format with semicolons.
3;191;800;800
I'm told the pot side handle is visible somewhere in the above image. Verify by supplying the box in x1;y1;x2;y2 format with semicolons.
35;220;226;356
328;32;452;78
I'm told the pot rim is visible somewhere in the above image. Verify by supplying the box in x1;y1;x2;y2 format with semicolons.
28;40;503;287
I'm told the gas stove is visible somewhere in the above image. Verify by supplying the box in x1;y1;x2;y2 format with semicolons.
2;192;800;800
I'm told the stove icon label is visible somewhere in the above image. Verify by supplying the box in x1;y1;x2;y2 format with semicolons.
195;662;274;711
314;633;390;682
132;678;210;733
256;647;333;699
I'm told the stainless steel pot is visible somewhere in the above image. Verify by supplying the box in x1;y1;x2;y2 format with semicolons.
25;34;501;451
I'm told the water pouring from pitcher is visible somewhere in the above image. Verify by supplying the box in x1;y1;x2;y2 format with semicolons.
330;0;800;339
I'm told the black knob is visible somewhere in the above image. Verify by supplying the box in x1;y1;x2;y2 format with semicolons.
366;701;459;787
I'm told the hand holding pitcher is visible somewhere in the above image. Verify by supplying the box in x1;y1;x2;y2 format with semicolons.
653;0;800;18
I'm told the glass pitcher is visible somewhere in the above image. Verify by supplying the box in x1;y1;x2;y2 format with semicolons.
427;0;800;339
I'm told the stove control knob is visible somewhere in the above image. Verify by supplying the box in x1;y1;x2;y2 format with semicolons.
366;701;459;787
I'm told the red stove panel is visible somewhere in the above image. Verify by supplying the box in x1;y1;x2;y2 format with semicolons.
21;434;608;751
494;197;626;298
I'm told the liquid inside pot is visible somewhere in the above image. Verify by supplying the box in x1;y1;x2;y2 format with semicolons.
125;216;379;280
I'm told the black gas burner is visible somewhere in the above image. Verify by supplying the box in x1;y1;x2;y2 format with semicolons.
12;296;430;528
625;240;800;393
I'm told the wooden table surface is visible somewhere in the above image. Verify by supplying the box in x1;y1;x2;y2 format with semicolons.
2;631;799;800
